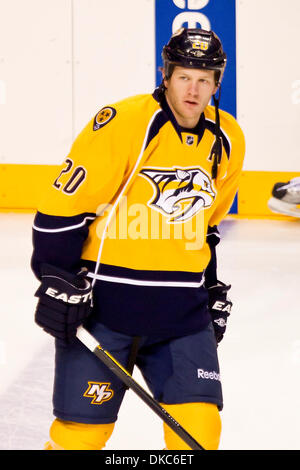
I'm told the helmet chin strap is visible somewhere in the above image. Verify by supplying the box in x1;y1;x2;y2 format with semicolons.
210;86;222;180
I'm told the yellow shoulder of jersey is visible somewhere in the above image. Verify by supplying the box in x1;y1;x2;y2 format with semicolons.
204;104;245;176
72;93;161;151
38;94;161;217
204;104;245;149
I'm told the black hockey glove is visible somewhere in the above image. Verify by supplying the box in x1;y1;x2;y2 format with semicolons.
207;281;232;343
34;264;93;345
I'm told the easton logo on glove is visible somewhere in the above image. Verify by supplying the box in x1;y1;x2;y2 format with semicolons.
213;317;227;328
45;287;92;304
211;300;232;314
207;281;232;344
34;264;93;344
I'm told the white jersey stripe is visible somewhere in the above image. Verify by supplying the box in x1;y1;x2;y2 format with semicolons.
33;216;96;233
87;272;204;289
91;109;163;287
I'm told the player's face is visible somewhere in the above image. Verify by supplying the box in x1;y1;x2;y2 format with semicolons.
164;66;218;128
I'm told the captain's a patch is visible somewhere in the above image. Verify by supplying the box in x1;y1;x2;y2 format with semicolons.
93;107;116;131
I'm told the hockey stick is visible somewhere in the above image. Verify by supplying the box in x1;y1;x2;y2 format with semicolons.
76;326;205;451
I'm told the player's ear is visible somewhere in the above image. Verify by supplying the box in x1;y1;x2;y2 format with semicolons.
160;67;168;88
213;84;219;95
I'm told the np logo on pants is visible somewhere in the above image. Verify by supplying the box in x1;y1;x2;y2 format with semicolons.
83;382;114;405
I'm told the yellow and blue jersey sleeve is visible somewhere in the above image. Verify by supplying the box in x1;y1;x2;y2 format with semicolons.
31;94;162;278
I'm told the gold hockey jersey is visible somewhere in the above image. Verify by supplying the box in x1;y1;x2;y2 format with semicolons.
32;89;245;337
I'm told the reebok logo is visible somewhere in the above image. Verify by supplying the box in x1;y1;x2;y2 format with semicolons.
197;369;220;381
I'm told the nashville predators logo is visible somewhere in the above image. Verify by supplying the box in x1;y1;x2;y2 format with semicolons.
83;382;114;405
93;107;116;131
140;167;216;223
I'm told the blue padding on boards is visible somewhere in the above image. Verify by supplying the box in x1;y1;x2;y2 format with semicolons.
155;0;237;213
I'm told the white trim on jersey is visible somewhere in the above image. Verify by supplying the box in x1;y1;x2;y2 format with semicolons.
87;272;205;289
91;109;163;288
33;216;96;233
207;231;220;239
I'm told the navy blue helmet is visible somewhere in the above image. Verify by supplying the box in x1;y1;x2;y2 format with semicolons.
162;27;227;85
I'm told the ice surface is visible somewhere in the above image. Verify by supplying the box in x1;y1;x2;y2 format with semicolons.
0;213;299;450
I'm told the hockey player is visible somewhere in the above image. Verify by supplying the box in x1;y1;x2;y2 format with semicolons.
31;28;245;450
268;177;300;217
